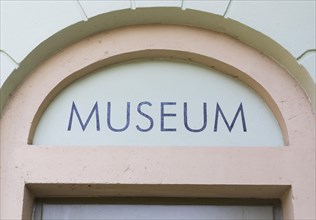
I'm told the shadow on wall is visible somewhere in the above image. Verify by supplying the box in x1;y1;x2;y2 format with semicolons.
1;8;314;114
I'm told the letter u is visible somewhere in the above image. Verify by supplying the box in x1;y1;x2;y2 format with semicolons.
184;102;207;132
107;102;130;132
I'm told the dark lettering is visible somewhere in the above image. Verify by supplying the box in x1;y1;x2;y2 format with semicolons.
184;102;207;132
67;101;100;131
214;102;247;132
161;102;176;132
107;102;130;132
136;101;154;132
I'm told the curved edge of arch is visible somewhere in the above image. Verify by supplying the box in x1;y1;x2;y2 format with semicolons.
0;7;315;115
26;49;289;146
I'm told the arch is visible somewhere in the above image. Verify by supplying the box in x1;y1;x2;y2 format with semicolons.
1;12;315;220
31;59;284;146
0;8;314;114
2;23;310;147
0;24;292;146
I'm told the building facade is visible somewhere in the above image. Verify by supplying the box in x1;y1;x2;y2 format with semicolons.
1;1;315;219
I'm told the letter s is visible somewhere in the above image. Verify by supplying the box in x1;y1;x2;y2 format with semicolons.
136;101;154;132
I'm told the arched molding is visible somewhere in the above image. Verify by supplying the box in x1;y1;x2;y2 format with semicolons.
1;24;315;220
2;24;314;147
0;8;315;113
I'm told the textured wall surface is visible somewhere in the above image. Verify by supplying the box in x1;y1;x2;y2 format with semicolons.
1;2;315;219
1;0;315;85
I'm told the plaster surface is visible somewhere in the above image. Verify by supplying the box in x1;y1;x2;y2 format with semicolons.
1;25;315;220
227;0;316;58
1;8;315;112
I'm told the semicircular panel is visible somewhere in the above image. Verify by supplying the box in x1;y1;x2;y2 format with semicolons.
33;60;284;146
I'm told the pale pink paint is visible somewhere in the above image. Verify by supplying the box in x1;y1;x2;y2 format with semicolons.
0;25;315;219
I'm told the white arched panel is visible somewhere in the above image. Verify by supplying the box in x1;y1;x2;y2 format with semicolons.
33;60;283;146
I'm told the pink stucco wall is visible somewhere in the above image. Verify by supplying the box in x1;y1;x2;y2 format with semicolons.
1;25;315;219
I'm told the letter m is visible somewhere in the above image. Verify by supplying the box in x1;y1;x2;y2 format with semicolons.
67;101;100;131
214;102;247;132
